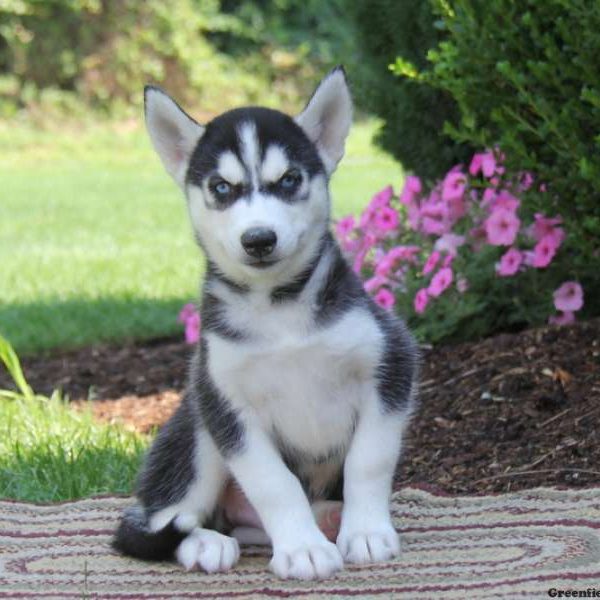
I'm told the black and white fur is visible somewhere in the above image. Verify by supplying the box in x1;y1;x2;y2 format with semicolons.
113;67;419;580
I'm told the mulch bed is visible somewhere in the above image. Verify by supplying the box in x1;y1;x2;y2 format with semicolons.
2;319;598;496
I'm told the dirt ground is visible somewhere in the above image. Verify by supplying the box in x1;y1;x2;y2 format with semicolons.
3;318;598;495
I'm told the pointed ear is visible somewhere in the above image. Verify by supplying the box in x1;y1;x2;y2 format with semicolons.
144;86;204;187
295;66;352;175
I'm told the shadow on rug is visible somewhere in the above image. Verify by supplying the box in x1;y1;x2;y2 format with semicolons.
1;486;599;599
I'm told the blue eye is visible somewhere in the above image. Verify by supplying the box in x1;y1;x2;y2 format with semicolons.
214;181;231;196
280;170;301;190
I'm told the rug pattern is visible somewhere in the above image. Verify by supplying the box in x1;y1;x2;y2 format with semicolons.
1;487;599;599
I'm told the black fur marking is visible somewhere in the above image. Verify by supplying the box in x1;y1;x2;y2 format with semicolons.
113;505;186;561
206;261;249;295
186;107;325;190
135;397;198;513
368;303;420;414
201;290;247;341
191;341;246;457
314;238;367;324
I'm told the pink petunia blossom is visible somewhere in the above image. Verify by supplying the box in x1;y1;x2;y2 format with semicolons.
364;275;388;293
469;151;497;178
414;288;429;314
520;172;534;191
456;276;469;293
441;170;467;203
178;303;197;324
428;267;454;297
434;233;465;256
335;215;355;238
422;251;441;275
484;208;521;246
530;213;564;246
492;190;520;213
374;206;399;232
532;234;559;268
370;186;394;209
399;175;421;205
374;287;396;310
178;305;201;344
495;248;523;276
553;282;584;312
481;187;497;208
375;254;394;277
442;253;454;268
387;245;421;263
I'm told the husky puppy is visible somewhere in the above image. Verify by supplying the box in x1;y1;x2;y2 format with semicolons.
113;67;418;580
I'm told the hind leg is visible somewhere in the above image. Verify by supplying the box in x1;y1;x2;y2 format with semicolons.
114;402;240;573
222;480;343;544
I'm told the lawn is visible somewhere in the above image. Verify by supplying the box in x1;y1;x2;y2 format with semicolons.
0;118;401;355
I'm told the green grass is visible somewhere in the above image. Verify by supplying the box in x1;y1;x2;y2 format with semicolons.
0;333;147;501
0;117;401;355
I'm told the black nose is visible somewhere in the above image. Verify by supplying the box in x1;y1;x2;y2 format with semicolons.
241;227;277;258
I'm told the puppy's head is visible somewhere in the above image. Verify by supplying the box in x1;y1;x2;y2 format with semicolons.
144;67;352;285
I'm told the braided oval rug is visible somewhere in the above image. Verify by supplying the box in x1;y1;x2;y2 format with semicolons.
1;486;599;599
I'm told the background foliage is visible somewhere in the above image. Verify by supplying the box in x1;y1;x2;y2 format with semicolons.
389;0;600;317
348;0;472;180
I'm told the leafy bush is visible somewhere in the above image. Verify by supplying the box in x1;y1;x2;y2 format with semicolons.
348;0;472;180
390;0;600;312
0;0;330;116
335;153;585;344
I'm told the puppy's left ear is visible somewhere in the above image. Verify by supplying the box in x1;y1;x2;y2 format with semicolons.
144;86;205;188
295;66;352;175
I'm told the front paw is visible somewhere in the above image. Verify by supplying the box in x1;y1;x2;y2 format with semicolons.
270;535;343;580
337;522;400;564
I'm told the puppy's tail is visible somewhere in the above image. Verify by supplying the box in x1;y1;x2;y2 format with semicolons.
112;504;186;561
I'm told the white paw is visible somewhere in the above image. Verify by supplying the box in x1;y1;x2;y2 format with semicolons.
337;524;400;564
270;537;343;580
176;528;240;573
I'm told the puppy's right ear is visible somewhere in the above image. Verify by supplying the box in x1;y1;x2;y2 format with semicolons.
144;86;204;188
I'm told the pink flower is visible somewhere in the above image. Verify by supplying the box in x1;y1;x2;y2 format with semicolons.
399;175;421;204
414;288;429;314
374;206;399;232
520;172;534;190
335;215;355;238
484;208;521;246
532;234;559;268
492;191;520;213
530;213;564;245
549;311;576;326
370;186;394;209
364;275;388;293
178;303;197;323
442;254;454;268
435;233;465;256
387;245;421;263
495;248;523;276
441;170;466;202
456;276;469;293
553;282;584;312
179;304;201;344
428;267;454;297
422;251;441;275
184;312;201;344
374;287;396;310
375;254;394;277
469;151;497;178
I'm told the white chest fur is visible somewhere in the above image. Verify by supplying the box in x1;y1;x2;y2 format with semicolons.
205;292;384;458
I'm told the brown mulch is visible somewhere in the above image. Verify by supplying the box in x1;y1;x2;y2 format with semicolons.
1;320;598;495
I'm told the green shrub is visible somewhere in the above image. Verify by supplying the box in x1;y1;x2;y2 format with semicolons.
392;0;600;315
348;0;472;180
0;0;325;116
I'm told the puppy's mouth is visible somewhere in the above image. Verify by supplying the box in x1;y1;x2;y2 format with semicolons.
245;258;280;269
